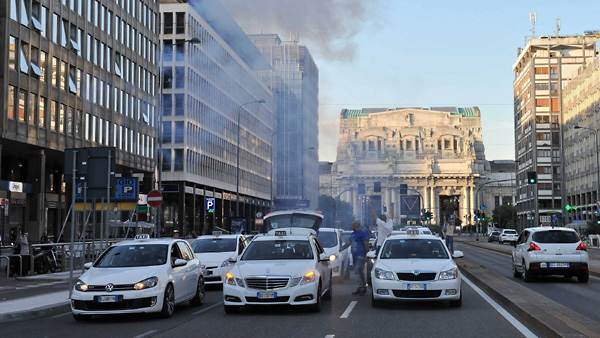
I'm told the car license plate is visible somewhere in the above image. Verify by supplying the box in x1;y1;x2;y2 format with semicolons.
207;270;213;275
97;295;120;303
407;283;426;291
549;262;569;268
257;292;276;299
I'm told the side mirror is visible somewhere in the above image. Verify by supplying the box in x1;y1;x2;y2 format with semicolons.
319;253;330;262
173;258;187;267
83;262;93;269
366;251;377;259
228;257;237;263
452;251;464;259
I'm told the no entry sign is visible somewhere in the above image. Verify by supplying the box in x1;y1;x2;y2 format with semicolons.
147;190;163;208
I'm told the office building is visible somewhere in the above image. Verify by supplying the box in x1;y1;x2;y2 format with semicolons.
159;0;274;235
0;0;160;243
513;36;597;229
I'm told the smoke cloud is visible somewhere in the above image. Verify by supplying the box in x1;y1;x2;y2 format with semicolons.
220;0;382;62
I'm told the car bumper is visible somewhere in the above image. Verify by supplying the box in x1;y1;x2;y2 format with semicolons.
223;283;319;306
371;277;461;302
331;259;343;277
71;288;164;315
527;262;588;276
205;266;228;284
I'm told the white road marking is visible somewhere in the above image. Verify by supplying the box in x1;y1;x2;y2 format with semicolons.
132;330;157;338
324;335;335;338
16;281;63;290
463;275;537;338
340;300;357;319
49;312;71;319
192;301;223;315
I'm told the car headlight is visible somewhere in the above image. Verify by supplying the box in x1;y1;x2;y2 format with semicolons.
221;258;235;267
374;268;394;280
439;268;458;280
134;276;159;290
301;271;316;285
225;272;245;287
290;277;303;287
75;279;88;292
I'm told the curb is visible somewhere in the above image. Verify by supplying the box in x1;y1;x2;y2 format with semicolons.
458;239;600;278
0;302;71;323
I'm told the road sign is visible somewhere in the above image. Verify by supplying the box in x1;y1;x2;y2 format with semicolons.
479;204;485;211
596;199;600;207
449;214;455;222
147;190;163;208
206;197;215;213
255;218;264;226
552;215;558;222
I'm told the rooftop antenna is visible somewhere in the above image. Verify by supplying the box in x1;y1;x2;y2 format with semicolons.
555;18;561;36
530;12;537;39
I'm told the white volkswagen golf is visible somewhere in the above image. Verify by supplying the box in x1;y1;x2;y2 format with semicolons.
222;210;333;313
369;229;463;307
71;235;205;321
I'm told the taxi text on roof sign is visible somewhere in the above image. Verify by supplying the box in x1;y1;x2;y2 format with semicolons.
134;234;150;240
274;230;287;236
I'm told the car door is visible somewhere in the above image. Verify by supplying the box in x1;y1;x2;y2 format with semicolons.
170;243;187;302
177;241;198;299
513;230;529;268
312;238;330;293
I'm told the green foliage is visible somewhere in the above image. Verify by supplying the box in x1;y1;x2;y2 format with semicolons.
317;195;355;230
491;204;517;229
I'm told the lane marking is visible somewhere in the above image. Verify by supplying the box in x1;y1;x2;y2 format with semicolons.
132;330;157;338
324;335;335;338
340;301;357;319
49;312;71;319
192;301;223;315
463;275;537;338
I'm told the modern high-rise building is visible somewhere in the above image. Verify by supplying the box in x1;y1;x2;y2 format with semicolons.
159;0;274;235
248;34;319;210
512;36;597;229
0;0;160;243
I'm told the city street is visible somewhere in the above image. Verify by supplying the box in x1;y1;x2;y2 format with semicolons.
1;279;536;338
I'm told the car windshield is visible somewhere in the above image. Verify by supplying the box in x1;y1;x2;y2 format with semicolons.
317;231;338;248
191;238;237;253
265;213;322;232
504;230;517;234
491;232;500;235
241;240;314;260
94;244;168;267
532;230;579;244
380;239;449;259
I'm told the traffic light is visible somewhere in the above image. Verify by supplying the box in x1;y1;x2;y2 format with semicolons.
358;183;365;194
527;171;537;184
481;212;486;221
374;181;381;193
425;211;431;221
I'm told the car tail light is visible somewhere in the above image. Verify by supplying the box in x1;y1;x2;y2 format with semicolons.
576;242;587;251
527;242;541;251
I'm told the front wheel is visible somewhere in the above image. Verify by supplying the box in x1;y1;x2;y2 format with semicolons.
309;282;322;312
160;284;175;318
522;262;534;283
323;274;333;300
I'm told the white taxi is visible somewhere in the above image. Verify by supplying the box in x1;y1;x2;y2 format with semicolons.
368;229;463;307
190;233;249;285
222;210;333;313
70;235;205;321
317;228;350;280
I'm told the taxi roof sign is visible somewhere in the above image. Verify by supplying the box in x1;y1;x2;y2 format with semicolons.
134;234;150;240
407;229;419;236
212;231;222;237
274;230;287;237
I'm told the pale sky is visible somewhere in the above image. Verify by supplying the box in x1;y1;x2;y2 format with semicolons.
223;0;600;162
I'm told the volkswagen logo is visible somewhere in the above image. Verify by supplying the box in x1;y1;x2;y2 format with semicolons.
412;270;421;276
105;283;114;292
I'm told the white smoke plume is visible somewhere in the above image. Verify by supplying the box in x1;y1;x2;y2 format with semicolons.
220;0;382;62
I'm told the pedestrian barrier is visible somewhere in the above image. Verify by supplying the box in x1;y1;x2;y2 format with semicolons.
0;254;23;278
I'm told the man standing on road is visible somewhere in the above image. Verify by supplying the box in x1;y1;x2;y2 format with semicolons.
445;221;455;254
20;232;30;275
340;221;370;296
369;201;393;253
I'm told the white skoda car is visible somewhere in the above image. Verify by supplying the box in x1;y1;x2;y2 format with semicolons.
190;233;249;285
71;235;205;321
222;210;333;313
369;229;463;307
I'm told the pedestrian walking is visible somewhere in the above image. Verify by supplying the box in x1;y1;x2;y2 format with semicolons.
445;222;455;255
340;221;370;296
369;201;393;253
20;232;30;275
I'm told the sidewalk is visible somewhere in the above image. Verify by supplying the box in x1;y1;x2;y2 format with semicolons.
455;234;600;277
0;271;81;323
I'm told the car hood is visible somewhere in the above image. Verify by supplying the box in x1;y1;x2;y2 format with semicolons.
196;252;236;266
376;258;455;273
233;260;316;278
82;265;164;284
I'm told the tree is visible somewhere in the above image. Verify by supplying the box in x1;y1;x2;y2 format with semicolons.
492;204;517;229
317;195;354;229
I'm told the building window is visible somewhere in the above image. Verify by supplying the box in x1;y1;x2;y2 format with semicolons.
163;94;172;116
40;51;47;82
176;12;185;34
61;19;68;48
39;96;46;128
52;13;58;43
50;101;57;130
52;57;58;87
67;107;72;135
19;41;29;74
174;149;184;171
175;94;184;116
60;61;67;90
9;36;17;70
175;121;184;143
75;110;81;138
162;149;171;171
59;104;65;133
31;1;43;33
10;0;18;21
20;0;29;27
163;122;172;143
28;93;36;125
163;12;173;34
175;66;184;88
18;90;26;122
7;86;16;120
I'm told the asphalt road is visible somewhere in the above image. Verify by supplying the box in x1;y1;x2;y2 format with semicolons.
1;277;538;338
455;242;600;323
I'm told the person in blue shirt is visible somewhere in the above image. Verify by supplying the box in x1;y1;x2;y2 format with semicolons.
341;221;370;296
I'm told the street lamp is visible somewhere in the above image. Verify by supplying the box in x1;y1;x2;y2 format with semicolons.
157;37;201;237
236;99;266;218
574;125;600;211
